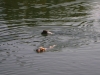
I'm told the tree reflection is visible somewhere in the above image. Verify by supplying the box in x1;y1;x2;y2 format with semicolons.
2;0;88;21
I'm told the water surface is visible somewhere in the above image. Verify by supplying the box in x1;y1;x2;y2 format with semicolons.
0;0;100;75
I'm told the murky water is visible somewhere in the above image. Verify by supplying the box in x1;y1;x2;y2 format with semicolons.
0;0;100;75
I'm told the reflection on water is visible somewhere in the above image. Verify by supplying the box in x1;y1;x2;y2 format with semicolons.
1;0;100;75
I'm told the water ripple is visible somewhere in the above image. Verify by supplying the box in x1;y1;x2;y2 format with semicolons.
0;0;100;75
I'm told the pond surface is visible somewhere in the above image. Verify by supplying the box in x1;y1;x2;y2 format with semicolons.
0;0;100;75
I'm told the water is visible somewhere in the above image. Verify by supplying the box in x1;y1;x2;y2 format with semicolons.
0;0;100;75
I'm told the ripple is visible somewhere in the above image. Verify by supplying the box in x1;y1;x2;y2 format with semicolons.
0;0;100;75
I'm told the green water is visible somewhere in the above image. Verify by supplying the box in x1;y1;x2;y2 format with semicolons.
0;0;100;75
